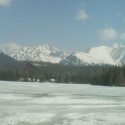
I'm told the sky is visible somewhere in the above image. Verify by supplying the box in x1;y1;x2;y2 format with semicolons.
0;0;125;51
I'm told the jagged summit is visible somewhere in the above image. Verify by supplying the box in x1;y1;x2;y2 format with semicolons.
1;43;125;66
60;44;125;66
2;44;68;63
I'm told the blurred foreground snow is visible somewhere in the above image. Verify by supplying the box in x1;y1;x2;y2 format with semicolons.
0;81;125;125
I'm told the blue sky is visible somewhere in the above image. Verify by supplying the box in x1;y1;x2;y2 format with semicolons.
0;0;125;51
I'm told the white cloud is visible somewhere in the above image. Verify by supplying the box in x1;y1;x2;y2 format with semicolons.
4;43;22;52
117;11;122;16
99;27;118;41
0;0;13;6
120;32;125;40
76;9;89;21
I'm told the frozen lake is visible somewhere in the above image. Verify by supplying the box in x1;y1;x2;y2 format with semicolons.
0;81;125;125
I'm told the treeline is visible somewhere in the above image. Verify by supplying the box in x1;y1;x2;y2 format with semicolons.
38;64;125;86
0;69;21;81
0;62;125;86
91;66;125;86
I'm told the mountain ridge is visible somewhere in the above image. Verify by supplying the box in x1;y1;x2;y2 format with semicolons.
1;43;125;66
60;44;125;66
3;44;69;63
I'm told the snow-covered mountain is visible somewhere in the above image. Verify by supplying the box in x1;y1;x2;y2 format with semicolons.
2;43;125;66
60;44;125;66
3;44;68;63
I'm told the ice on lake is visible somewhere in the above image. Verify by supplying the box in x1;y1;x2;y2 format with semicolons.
0;81;125;125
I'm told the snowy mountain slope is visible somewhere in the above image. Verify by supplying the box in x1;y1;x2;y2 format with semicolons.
2;43;125;65
3;44;69;63
60;44;125;66
111;46;125;64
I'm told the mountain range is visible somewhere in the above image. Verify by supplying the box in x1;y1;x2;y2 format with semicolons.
2;44;68;64
1;43;125;66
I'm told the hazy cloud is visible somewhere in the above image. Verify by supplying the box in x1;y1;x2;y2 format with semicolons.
99;27;118;41
4;43;22;52
76;9;89;21
0;0;13;6
120;32;125;40
117;11;122;16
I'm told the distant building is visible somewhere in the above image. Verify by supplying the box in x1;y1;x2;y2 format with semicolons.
50;79;56;83
19;77;24;82
37;78;40;82
22;63;42;82
28;77;31;82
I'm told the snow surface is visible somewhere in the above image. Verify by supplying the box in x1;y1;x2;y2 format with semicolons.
0;81;125;125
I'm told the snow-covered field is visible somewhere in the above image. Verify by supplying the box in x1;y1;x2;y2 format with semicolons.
0;81;125;125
